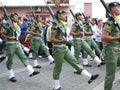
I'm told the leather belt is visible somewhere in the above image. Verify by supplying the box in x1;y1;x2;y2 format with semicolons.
74;38;82;40
53;44;66;48
6;41;19;44
112;47;120;51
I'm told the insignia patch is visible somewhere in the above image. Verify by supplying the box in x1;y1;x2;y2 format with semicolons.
3;29;7;33
107;25;112;30
53;30;57;33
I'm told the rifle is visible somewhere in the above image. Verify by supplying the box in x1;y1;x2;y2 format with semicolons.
0;2;17;40
100;0;120;30
69;9;83;32
80;8;87;22
26;16;33;27
44;0;66;37
30;6;42;32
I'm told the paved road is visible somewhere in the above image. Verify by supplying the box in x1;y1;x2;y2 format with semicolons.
0;55;120;90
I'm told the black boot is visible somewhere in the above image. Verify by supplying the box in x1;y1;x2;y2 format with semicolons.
83;64;92;67
33;65;42;68
9;77;17;82
53;87;61;90
29;71;40;77
74;71;81;75
98;60;105;67
0;56;6;62
88;74;99;84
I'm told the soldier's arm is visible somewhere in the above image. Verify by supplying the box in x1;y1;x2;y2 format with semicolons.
1;32;16;40
83;26;93;35
70;29;83;36
27;28;41;37
101;21;120;42
1;27;16;40
70;24;83;36
101;31;120;42
51;34;66;43
51;27;67;43
84;30;93;35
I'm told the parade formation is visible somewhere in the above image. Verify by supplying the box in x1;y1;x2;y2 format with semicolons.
0;0;120;90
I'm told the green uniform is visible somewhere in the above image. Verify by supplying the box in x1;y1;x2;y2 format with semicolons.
28;23;50;60
2;22;29;70
103;19;120;90
52;20;84;80
84;22;102;58
72;22;96;61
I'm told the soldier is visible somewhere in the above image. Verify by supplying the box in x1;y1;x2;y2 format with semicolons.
51;10;99;90
0;18;6;62
70;12;104;68
1;13;39;82
0;37;6;62
27;15;54;68
101;2;120;90
83;16;105;64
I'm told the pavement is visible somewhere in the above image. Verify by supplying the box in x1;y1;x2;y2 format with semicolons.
0;55;120;90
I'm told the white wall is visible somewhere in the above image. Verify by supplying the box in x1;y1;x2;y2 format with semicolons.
70;0;120;22
92;2;106;19
0;0;45;6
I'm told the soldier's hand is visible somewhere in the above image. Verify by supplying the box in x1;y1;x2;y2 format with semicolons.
78;32;84;36
9;36;16;40
36;33;41;37
118;37;120;41
62;37;67;42
81;32;84;37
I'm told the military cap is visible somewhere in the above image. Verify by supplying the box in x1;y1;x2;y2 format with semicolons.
36;15;41;20
23;17;28;22
10;12;18;18
75;12;82;18
56;10;66;16
108;2;120;9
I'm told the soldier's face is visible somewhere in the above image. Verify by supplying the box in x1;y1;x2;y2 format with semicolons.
111;6;120;15
11;15;18;22
58;13;67;21
77;15;82;20
37;17;42;22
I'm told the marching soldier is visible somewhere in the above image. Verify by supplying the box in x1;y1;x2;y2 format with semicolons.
27;15;54;68
0;18;6;62
101;2;120;90
83;16;104;61
1;13;39;82
51;10;99;90
0;37;6;62
70;12;104;68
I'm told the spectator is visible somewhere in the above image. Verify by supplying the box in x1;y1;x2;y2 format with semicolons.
20;17;28;44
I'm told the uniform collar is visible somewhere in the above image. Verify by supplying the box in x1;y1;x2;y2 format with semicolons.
78;20;83;25
59;20;67;28
38;22;42;27
13;22;17;28
114;15;120;24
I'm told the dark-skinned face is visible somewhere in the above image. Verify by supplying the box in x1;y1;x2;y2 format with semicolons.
37;17;42;22
111;6;120;16
57;13;67;21
11;15;18;22
76;15;82;20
